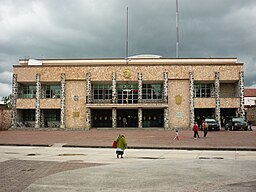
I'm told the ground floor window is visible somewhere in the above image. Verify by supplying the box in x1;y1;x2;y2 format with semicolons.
22;109;35;121
142;109;164;127
91;109;112;127
44;109;60;122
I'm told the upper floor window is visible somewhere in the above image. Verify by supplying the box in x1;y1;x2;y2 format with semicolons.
93;84;112;100
194;84;211;98
142;84;163;100
18;84;36;98
42;85;61;98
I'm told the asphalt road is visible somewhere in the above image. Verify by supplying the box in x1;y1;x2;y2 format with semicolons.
0;146;256;192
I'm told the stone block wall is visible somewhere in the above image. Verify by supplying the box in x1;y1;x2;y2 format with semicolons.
0;109;11;130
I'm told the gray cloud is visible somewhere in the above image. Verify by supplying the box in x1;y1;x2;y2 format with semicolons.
1;0;256;99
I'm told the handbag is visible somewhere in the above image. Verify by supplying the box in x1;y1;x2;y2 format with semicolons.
112;140;117;148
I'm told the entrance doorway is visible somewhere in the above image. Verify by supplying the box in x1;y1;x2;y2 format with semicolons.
142;109;164;128
117;109;138;127
91;109;112;128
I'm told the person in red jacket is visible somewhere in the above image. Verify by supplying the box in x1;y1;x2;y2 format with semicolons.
193;122;200;139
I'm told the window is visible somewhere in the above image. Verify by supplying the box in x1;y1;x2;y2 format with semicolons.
142;84;163;100
93;84;112;100
44;110;60;122
194;84;211;98
19;84;36;98
43;85;61;98
117;84;138;104
23;109;35;121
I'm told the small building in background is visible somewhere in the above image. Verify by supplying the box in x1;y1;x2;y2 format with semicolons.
245;87;256;125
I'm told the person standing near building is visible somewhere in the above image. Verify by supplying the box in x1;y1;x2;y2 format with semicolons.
193;122;200;139
247;120;252;131
122;117;127;127
115;134;127;158
202;120;209;137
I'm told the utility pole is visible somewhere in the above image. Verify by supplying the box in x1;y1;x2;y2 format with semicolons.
176;0;179;58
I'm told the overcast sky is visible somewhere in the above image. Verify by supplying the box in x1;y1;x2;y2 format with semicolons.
1;0;256;99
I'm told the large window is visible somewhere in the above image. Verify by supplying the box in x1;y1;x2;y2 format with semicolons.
44;110;60;122
19;84;36;98
194;84;211;98
93;84;112;100
142;84;163;100
42;85;61;98
117;84;138;104
22;109;35;121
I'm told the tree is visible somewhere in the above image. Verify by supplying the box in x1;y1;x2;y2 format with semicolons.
2;94;13;109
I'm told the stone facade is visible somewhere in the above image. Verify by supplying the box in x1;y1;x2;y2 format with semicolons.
12;58;244;130
0;109;11;130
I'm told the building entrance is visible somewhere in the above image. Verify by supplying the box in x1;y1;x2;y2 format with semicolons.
117;109;138;127
142;109;164;128
91;109;112;128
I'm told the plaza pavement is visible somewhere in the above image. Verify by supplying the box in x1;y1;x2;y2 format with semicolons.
0;126;255;150
1;127;256;192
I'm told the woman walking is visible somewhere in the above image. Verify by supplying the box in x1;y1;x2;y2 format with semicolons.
115;134;127;158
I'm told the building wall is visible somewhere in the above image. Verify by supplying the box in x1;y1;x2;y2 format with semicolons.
65;81;87;129
13;58;244;130
169;79;190;129
0;109;11;130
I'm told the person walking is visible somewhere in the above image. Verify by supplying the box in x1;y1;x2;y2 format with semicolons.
115;134;127;158
247;120;252;131
193;122;200;139
202;120;209;137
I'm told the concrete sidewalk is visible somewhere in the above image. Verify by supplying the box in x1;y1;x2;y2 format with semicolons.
0;127;256;150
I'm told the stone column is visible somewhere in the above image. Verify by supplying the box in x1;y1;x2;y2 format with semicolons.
163;72;168;103
60;73;66;129
189;72;194;129
138;108;142;128
11;74;18;128
112;108;117;129
35;74;41;129
112;72;117;104
86;72;92;104
138;73;142;103
215;72;221;127
41;110;45;127
239;71;245;119
86;108;91;130
164;108;169;129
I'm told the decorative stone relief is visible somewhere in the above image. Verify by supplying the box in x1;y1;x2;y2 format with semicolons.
86;108;91;129
60;73;66;129
215;72;221;126
164;108;169;129
112;108;117;128
35;74;41;129
112;72;117;104
189;72;194;129
239;71;245;119
138;73;142;103
11;74;18;128
138;108;142;128
163;72;168;103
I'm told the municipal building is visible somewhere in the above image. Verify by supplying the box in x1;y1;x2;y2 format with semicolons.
11;56;245;130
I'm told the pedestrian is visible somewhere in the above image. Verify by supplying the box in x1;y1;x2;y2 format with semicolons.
202;120;209;137
173;130;180;140
247;120;252;131
115;134;127;158
122;117;127;127
197;116;202;130
193;122;200;139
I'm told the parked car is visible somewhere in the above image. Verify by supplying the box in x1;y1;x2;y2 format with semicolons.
225;117;248;131
205;118;220;131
